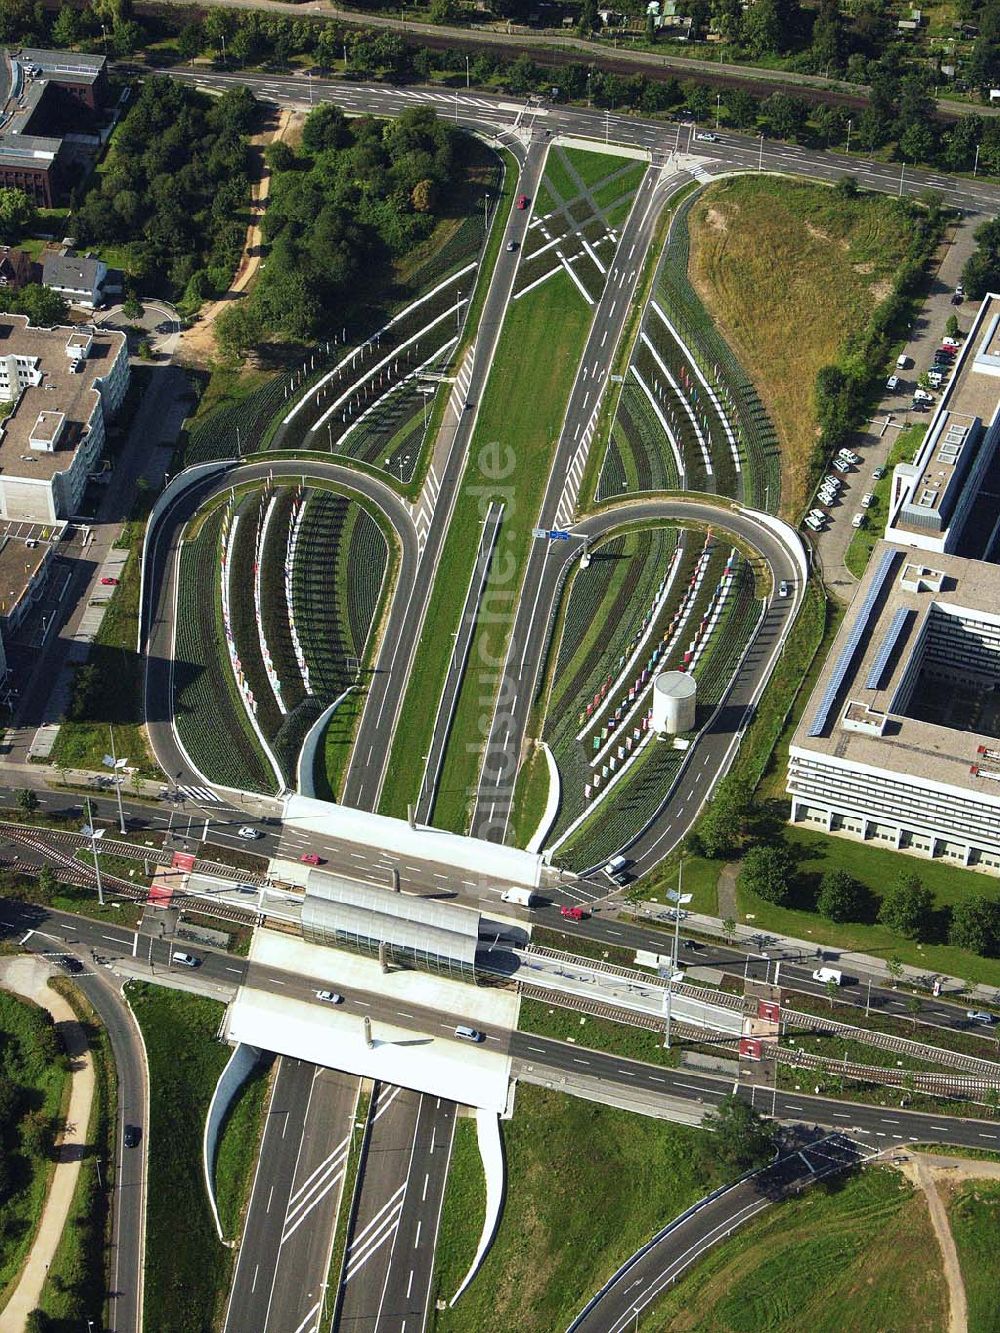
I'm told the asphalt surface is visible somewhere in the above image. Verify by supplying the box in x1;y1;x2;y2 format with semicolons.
337;1086;455;1333
570;1132;873;1333
14;932;148;1333
235;1064;357;1333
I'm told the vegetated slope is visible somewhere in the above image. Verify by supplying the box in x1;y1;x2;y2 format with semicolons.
643;1165;946;1332
947;1178;1000;1333
430;1084;732;1332
686;175;916;518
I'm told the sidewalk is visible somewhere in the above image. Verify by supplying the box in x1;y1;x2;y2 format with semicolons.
631;904;1000;1006
0;956;95;1331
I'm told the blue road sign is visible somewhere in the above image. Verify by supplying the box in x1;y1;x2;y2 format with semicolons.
549;530;571;540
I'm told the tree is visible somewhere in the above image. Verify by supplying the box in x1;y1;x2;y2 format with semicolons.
725;88;759;130
16;788;38;818
816;869;866;923
722;916;737;942
578;0;600;33
949;896;1000;957
215;301;261;355
10;284;69;326
411;178;437;213
0;187;35;244
37;865;57;898
122;294;144;319
833;174;859;199
697;777;749;858
737;844;795;906
905;994;921;1028
811;0;843;72
899;119;933;166
945;314;960;338
265;140;296;174
704;1093;778;1169
878;872;934;940
744;0;783;56
111;19;144;57
886;956;904;988
684;83;712;122
963;216;1000;301
301;102;349;155
764;92;809;141
51;5;81;46
825;976;839;1008
176;21;203;62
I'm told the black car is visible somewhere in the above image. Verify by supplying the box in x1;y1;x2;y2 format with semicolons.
124;1124;141;1149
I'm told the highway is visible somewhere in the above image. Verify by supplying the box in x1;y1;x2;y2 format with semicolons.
224;1061;359;1333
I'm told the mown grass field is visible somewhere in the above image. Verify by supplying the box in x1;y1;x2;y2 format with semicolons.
737;824;1000;987
127;984;235;1333
380;269;593;826
687;176;917;520
508;745;551;849
947;1179;1000;1332
641;1166;946;1332
431;1084;729;1333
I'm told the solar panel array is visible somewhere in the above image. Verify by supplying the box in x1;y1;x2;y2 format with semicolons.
807;547;901;737
865;606;912;691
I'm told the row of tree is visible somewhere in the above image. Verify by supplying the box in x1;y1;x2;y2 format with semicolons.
70;77;256;308
217;103;459;351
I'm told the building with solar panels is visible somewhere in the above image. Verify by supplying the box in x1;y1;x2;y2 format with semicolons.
787;544;1000;872
301;870;483;980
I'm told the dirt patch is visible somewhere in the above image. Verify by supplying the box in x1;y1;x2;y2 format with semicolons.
703;206;728;234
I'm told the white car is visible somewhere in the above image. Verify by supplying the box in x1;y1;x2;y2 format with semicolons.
823;475;842;490
832;458;851;473
238;826;262;840
695;132;718;142
861;493;874;508
872;466;886;480
316;990;344;1004
852;512;866;528
809;507;826;521
914;388;934;403
886;374;899;391
778;580;789;597
927;371;943;388
804;514;823;532
942;336;960;349
838;449;862;465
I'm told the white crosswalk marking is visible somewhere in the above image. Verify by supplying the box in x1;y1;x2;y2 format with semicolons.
177;785;222;803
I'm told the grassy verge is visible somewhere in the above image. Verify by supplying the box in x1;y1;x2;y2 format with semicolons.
507;746;551;850
948;1178;1000;1331
431;1084;734;1332
0;990;70;1310
631;853;723;914
687;177;922;520
737;824;1000;988
843;422;926;577
519;997;680;1069
35;978;116;1329
323;1083;369;1327
639;1166;945;1331
214;1053;274;1242
1;868;143;929
126;983;233;1333
428;1115;486;1310
380;269;593;825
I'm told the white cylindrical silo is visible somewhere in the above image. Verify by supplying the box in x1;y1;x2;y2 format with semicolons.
651;670;697;734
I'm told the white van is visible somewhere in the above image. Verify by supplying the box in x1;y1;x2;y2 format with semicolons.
896;353;910;369
604;855;628;876
454;1025;484;1042
812;966;843;986
171;951;199;968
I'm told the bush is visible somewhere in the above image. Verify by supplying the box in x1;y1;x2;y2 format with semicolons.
878;871;934;941
949;896;1000;957
816;868;867;922
738;844;795;906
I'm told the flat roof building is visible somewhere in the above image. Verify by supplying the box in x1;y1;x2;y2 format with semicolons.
789;292;1000;874
0;315;129;522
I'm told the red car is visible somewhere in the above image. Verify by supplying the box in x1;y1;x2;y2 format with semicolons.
101;576;119;586
560;904;588;921
516;194;529;210
300;852;323;866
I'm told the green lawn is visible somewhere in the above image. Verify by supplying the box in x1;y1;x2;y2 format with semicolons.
431;1084;733;1333
640;1166;946;1332
380;269;593;827
563;146;642;190
429;1115;486;1310
127;984;234;1333
507;745;551;849
519;997;681;1068
36;979;115;1330
214;1054;273;1241
635;853;722;915
0;990;69;1307
949;1180;1000;1332
737;824;1000;987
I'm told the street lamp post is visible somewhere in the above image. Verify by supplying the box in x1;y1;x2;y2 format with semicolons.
715;91;721;130
846;117;852;156
85;796;105;908
109;724;126;835
758;133;764;172
974;142;981;177
898;160;906;197
663;867;693;1050
466;54;470;89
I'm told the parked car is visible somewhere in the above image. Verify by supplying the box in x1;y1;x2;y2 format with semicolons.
237;826;261;840
300;852;323;866
852;512;866;528
896;353;910;369
833;458;851;473
100;576;119;586
861;493;874;508
560;904;588;921
872;467;886;479
804;514;823;531
838;449;862;465
809;508;827;522
516;193;529;209
927;371;944;388
823;475;842;490
942;336;960;349
886;374;899;391
316;990;344;1004
914;388;935;403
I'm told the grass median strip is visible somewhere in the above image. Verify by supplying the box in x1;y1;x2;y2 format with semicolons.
428;1114;486;1311
379;269;593;825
